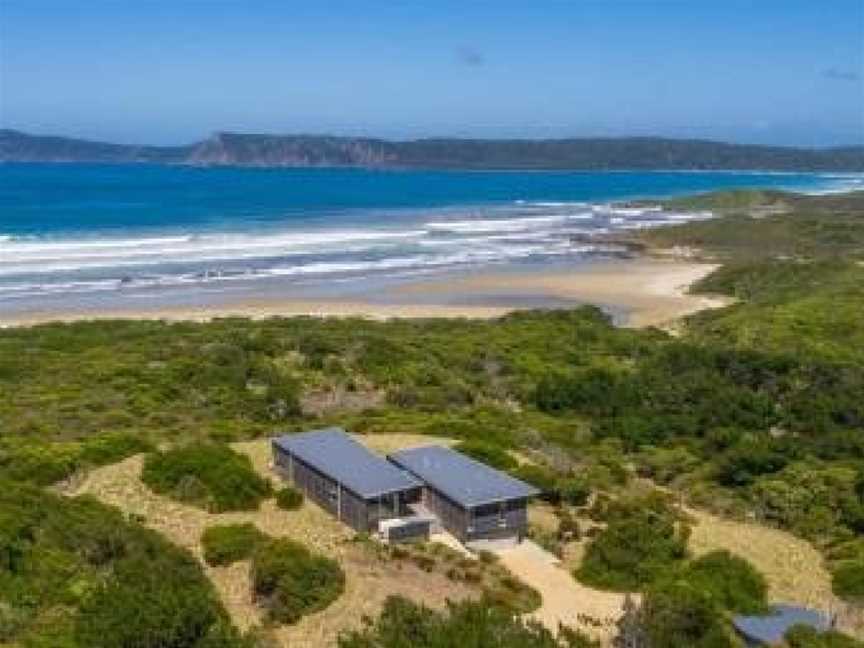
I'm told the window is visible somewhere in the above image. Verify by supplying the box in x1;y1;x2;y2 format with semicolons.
326;483;338;503
473;502;506;520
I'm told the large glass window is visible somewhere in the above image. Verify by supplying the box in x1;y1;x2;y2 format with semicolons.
367;492;399;526
473;502;505;519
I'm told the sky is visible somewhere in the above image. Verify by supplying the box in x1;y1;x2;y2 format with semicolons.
1;1;862;147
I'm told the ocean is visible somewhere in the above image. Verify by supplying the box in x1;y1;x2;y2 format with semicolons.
0;164;860;316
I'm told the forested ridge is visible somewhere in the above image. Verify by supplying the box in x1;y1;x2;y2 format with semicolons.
3;128;863;170
1;190;863;646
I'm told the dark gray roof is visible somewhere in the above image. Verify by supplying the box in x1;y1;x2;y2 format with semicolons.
388;445;540;508
272;428;420;499
733;605;830;645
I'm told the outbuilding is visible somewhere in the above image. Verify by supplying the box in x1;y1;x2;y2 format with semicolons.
388;445;539;543
733;605;831;646
272;428;422;533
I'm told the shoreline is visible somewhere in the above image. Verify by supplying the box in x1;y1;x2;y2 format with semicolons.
0;258;729;330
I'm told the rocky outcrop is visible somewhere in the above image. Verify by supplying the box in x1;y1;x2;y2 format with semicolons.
185;132;397;167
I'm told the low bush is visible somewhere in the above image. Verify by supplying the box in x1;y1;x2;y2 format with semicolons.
587;490;680;525
637;446;701;485
141;443;272;512
0;479;247;647
557;477;591;507
201;524;266;566
0;432;153;486
785;624;864;648
79;431;154;466
453;440;518;471
0;439;81;485
337;595;598;648
640;579;736;648
274;486;304;511
831;560;864;602
251;538;345;623
511;464;562;503
679;550;768;614
576;509;688;591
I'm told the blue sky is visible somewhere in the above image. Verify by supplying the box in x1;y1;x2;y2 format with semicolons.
1;1;862;146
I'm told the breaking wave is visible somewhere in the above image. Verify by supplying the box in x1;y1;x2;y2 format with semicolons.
0;200;714;303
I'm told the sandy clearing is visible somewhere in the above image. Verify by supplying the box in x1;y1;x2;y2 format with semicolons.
688;508;833;608
67;439;477;647
687;508;863;638
494;540;626;646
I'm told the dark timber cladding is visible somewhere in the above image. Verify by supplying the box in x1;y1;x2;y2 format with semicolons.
388;445;540;542
272;428;421;532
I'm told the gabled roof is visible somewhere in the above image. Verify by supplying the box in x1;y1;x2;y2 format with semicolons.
388;445;540;508
272;428;420;499
733;605;830;645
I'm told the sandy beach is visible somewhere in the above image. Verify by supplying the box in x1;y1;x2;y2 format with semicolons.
0;258;729;329
394;258;729;328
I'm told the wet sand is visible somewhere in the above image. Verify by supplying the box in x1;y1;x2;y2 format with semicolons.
0;258;729;329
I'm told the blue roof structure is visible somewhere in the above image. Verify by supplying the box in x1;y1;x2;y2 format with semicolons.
388;445;540;508
733;605;830;645
272;428;421;499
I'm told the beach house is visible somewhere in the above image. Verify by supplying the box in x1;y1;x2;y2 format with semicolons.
272;428;539;545
388;444;539;544
271;428;424;534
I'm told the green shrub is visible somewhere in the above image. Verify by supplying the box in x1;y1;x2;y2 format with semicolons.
141;443;272;512
831;560;864;601
201;524;266;567
679;550;768;614
587;490;679;525
0;433;152;487
637;446;701;485
251;539;345;624
337;595;598;648
576;510;688;591
0;479;246;647
511;464;562;503
785;624;864;648
453;440;518;471
641;579;736;648
714;440;791;487
74;555;246;648
557;477;591;507
274;486;304;511
79;432;154;466
0;439;81;485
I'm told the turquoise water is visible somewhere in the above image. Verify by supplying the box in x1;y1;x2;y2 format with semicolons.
0;164;859;313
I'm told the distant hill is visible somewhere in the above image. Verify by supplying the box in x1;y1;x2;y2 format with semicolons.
2;129;862;171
